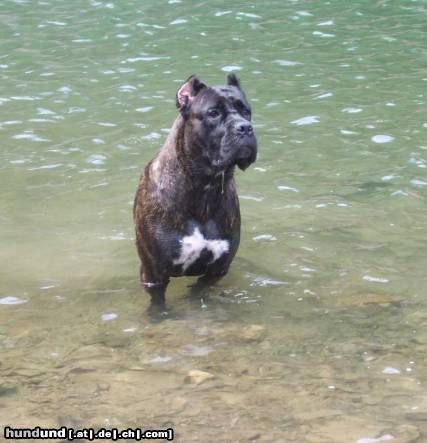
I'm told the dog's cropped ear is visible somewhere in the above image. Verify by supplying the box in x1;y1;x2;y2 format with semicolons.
227;73;240;89
176;75;207;110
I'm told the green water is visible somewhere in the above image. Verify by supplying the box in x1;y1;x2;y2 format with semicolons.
1;0;427;441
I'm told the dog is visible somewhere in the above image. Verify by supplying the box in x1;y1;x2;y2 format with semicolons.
133;73;257;304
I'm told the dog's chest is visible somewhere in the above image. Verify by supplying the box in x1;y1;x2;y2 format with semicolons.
172;222;230;275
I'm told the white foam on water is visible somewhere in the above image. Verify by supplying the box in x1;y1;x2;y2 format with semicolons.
290;115;319;126
312;31;335;38
37;107;56;115
0;296;27;305
236;12;262;19
314;92;333;100
99;232;126;240
253;234;277;241
142;132;161;140
372;135;394;144
136;106;153;113
391;190;408;197
11;96;39;101
28;164;62;170
411;179;427;187
101;313;118;321
170;18;187;25
96;122;116;127
9;159;29;164
278;185;299;192
90;180;108;188
87;154;107;165
221;65;242;72
149;356;173;363
381;175;395;181
382;366;400;375
3;120;22;125
29;118;55;123
363;275;389;283
342;107;362;113
357;435;394;443
13;133;49;142
252;277;285;287
240;195;263;202
119;85;137;92
296;11;313;17
274;60;302;66
124;56;169;63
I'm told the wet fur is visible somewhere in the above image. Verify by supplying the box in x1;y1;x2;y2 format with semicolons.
133;74;256;304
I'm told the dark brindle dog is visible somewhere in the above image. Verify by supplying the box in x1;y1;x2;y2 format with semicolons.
133;74;257;303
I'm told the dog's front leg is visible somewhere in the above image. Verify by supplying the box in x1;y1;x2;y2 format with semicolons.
139;262;169;305
144;281;168;305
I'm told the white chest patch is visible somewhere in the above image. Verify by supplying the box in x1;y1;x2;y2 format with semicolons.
173;227;229;271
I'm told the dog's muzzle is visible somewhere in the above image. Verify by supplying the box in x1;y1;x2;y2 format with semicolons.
236;146;257;170
233;119;257;170
235;135;257;171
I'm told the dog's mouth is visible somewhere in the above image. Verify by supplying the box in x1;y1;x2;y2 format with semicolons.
236;155;255;171
211;137;257;174
234;140;257;171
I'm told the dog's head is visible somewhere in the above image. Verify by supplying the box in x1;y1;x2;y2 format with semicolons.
176;74;257;175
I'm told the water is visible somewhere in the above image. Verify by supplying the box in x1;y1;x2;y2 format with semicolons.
1;0;426;441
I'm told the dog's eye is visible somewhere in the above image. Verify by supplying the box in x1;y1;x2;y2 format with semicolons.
242;107;251;119
207;109;220;118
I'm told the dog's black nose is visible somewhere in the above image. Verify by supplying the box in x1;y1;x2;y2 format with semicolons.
236;122;253;135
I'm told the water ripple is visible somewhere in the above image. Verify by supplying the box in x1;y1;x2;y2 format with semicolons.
221;65;242;72
371;135;395;144
13;132;50;142
0;296;27;305
290;115;319;126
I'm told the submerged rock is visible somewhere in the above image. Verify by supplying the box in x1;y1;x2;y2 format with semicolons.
240;325;266;342
217;324;267;344
357;424;420;443
0;379;18;397
336;292;402;308
185;370;215;385
392;424;420;443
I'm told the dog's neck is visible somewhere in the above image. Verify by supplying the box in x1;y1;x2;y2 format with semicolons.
149;115;238;223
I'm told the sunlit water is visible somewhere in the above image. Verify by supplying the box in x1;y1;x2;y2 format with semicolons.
1;0;427;441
